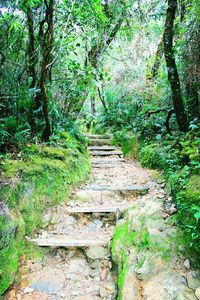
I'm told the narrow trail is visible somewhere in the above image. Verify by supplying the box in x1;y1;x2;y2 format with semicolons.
4;134;200;300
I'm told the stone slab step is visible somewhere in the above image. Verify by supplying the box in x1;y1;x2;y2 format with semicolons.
84;185;148;193
90;150;122;156
92;164;124;168
91;158;125;164
85;134;112;139
66;206;129;214
88;146;118;151
89;139;112;146
30;238;109;248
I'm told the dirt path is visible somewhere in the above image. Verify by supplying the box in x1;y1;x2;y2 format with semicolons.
4;134;200;300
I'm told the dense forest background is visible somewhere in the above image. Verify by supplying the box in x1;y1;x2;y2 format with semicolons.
0;0;200;295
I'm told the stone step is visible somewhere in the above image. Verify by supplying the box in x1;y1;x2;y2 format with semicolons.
89;150;122;157
89;139;112;146
84;185;148;194
66;206;129;214
30;238;109;248
91;158;125;164
92;164;124;168
88;146;118;151
85;134;112;139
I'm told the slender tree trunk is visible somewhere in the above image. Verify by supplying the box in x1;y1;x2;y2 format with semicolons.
150;37;163;80
163;0;188;132
26;8;37;132
91;97;96;115
40;0;54;141
98;86;108;112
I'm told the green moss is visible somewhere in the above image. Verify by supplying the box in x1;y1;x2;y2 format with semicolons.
0;143;90;296
184;175;200;204
111;222;133;300
139;144;167;170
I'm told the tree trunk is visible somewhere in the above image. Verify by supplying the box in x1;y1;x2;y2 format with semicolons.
150;37;163;80
163;0;188;132
91;97;96;115
26;7;37;132
186;82;200;121
40;0;54;141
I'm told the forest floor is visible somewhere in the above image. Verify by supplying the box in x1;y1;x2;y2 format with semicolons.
3;134;200;300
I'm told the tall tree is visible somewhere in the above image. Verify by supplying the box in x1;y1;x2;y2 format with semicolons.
39;0;54;141
163;0;188;132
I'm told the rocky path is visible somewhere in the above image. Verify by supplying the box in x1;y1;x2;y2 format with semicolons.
4;134;200;300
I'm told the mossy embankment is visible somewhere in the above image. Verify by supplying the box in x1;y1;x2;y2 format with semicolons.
0;133;91;296
111;130;200;299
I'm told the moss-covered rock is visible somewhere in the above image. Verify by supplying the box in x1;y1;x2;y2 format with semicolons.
0;143;90;296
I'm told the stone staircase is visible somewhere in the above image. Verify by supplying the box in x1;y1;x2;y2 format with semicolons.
13;133;200;300
30;133;148;249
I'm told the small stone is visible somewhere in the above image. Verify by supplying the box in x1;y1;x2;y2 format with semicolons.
42;211;52;228
89;269;100;278
195;287;200;299
67;258;90;279
86;246;108;260
50;214;60;224
163;212;169;220
99;283;115;297
23;287;34;294
184;259;190;270
100;268;108;281
157;194;165;199
166;204;177;215
63;215;76;225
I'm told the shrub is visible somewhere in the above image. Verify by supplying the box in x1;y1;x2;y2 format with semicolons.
139;144;167;170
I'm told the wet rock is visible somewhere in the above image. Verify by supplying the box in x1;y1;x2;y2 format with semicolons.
86;246;108;260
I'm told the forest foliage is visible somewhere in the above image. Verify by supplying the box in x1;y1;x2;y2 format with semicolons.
0;0;200;288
